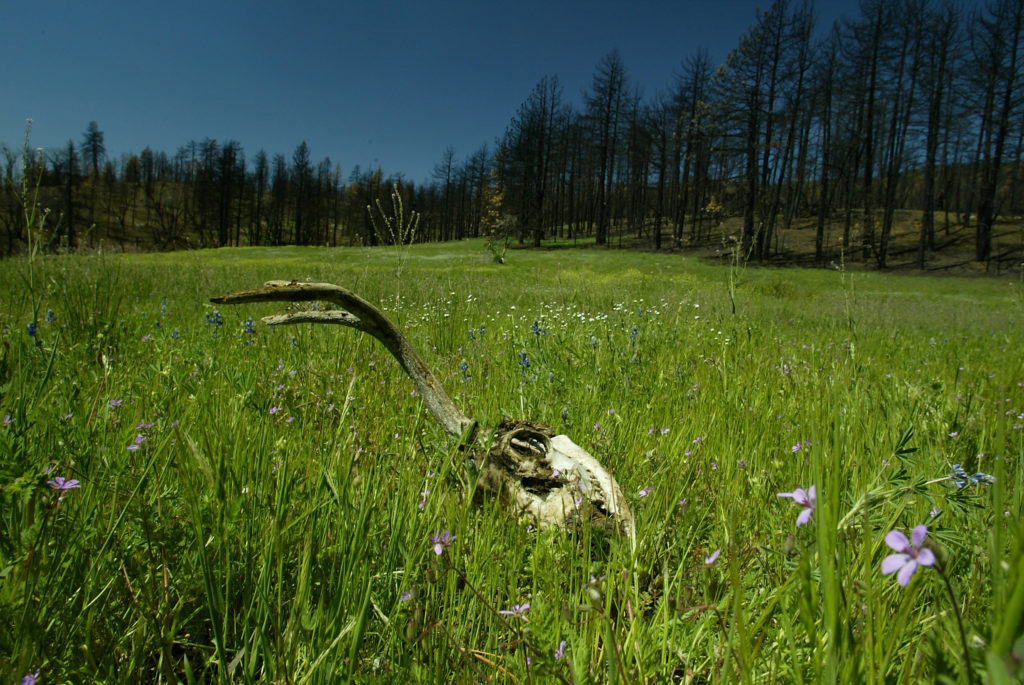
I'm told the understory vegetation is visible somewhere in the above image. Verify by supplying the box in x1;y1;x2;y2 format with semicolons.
1;240;1022;683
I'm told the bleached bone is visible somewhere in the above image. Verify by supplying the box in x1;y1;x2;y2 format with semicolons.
210;281;634;540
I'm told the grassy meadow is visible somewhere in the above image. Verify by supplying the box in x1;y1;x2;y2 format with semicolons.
1;239;1022;683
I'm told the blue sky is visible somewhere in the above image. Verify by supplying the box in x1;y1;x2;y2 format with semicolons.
1;0;977;185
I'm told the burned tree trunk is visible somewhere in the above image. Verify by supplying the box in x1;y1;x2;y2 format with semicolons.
210;281;634;540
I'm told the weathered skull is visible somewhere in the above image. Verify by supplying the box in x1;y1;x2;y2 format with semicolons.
477;420;635;541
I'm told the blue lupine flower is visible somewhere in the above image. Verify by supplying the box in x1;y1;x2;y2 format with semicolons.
970;471;996;485
950;463;996;488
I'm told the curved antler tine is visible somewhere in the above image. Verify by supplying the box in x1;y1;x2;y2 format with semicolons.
260;310;364;329
211;281;477;440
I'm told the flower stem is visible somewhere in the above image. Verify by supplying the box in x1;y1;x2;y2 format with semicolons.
936;565;977;685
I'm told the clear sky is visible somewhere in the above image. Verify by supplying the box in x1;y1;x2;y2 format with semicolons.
0;0;980;185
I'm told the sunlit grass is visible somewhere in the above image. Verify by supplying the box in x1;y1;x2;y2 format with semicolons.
1;239;1022;683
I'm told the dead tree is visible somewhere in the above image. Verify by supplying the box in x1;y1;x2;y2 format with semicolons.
210;281;635;541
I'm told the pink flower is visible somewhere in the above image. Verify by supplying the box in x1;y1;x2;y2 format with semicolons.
777;485;816;527
881;525;935;586
46;476;80;492
430;530;455;556
499;603;530;617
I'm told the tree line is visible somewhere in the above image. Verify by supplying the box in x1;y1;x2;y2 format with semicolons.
2;0;1022;269
494;0;1024;267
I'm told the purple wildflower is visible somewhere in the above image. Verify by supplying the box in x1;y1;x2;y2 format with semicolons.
881;524;936;586
269;406;282;415
418;490;429;510
554;640;566;661
431;530;455;556
21;670;40;685
704;549;721;566
574;481;587;507
638;486;653;498
47;476;81;492
777;485;816;527
499;603;530;618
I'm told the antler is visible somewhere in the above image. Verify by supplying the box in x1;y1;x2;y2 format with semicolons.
210;280;634;541
211;280;477;439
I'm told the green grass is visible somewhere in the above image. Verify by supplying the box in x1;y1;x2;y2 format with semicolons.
1;239;1022;683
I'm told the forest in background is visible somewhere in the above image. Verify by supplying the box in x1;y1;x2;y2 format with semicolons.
2;0;1023;272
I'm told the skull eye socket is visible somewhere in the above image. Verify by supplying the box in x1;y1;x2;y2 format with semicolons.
509;431;549;458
